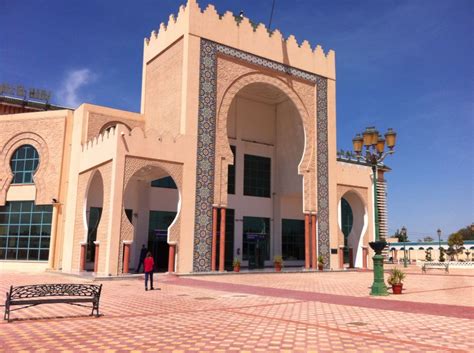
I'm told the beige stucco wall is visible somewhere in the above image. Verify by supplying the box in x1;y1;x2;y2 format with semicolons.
144;38;183;135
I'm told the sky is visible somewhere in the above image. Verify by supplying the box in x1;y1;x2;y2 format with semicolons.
1;0;473;240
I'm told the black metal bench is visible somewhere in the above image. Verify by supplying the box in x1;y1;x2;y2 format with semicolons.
4;283;102;323
421;262;449;274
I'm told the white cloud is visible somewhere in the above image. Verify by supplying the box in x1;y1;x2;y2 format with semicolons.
58;68;94;108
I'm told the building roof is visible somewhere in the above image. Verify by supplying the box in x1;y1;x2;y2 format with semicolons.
0;95;71;114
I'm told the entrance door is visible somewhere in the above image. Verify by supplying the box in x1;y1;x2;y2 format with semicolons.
148;211;176;272
243;217;270;270
86;207;102;271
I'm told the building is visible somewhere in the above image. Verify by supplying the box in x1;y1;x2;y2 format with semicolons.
0;0;390;275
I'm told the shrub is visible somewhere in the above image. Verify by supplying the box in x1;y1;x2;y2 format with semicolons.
387;268;406;285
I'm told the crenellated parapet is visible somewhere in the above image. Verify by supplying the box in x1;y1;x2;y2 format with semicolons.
79;126;120;172
81;126;117;153
144;0;335;79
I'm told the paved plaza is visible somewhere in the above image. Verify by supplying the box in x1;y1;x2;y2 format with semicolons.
0;267;473;352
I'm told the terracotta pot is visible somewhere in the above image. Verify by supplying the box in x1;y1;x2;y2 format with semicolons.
318;264;324;271
392;283;403;294
233;265;240;272
274;264;282;272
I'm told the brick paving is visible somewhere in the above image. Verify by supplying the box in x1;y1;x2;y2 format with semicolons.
0;268;473;352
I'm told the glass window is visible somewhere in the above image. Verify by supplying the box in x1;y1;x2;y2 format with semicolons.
86;207;102;262
148;211;177;242
151;176;177;189
227;146;236;195
244;154;271;198
282;219;305;261
0;201;52;261
10;145;39;184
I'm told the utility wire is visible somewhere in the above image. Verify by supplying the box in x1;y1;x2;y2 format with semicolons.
268;0;276;30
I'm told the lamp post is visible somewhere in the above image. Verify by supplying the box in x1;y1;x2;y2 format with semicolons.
352;126;397;296
437;228;442;261
401;226;408;268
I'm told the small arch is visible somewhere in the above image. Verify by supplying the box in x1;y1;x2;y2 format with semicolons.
99;121;132;135
123;164;181;272
83;170;104;270
338;189;367;268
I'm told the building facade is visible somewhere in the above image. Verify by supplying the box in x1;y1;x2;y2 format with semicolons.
0;0;389;275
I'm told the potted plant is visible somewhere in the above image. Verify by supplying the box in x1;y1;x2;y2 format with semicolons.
274;255;283;272
317;255;324;271
387;267;406;294
232;257;241;272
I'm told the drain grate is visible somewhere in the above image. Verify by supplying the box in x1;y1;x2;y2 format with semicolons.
347;321;368;326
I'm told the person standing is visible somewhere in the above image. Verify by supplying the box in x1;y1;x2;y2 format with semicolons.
144;251;155;291
136;244;147;273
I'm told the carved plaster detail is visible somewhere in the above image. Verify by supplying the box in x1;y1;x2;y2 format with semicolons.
0;132;49;206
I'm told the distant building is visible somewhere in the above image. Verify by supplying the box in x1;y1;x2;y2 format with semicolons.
0;0;391;275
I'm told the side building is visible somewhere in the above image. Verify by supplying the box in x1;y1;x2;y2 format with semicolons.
0;0;390;275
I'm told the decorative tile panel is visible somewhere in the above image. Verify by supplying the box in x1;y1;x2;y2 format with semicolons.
315;77;330;268
193;40;218;272
193;39;330;270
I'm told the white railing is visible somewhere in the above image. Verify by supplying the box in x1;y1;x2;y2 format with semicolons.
416;260;474;268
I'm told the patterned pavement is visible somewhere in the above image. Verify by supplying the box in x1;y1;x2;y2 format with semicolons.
0;267;473;352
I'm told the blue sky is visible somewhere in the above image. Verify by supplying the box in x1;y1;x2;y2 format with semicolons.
1;0;473;240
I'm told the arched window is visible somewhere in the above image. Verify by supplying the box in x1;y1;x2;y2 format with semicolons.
10;145;39;184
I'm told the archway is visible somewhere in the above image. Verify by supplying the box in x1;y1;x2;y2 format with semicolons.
338;190;367;268
84;171;104;271
223;81;306;269
123;165;179;272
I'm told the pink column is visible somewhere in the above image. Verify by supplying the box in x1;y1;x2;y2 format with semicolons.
219;208;226;272
123;243;131;274
211;207;218;271
311;214;317;269
168;244;176;273
304;214;310;269
339;246;344;269
348;248;354;268
93;242;100;273
362;247;368;269
80;243;87;272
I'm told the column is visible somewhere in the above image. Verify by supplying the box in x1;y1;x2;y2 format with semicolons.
47;203;60;269
123;241;132;274
168;244;176;273
349;248;354;268
311;214;317;269
304;214;310;269
211;207;218;271
339;245;344;269
362;247;368;269
80;242;87;272
93;241;100;273
219;208;226;272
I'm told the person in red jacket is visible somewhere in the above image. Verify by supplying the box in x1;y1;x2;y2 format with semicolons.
144;252;155;291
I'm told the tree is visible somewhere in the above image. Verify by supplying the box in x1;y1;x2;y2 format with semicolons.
425;249;432;261
394;228;408;242
454;225;474;241
423;236;434;242
448;233;464;261
439;247;445;262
